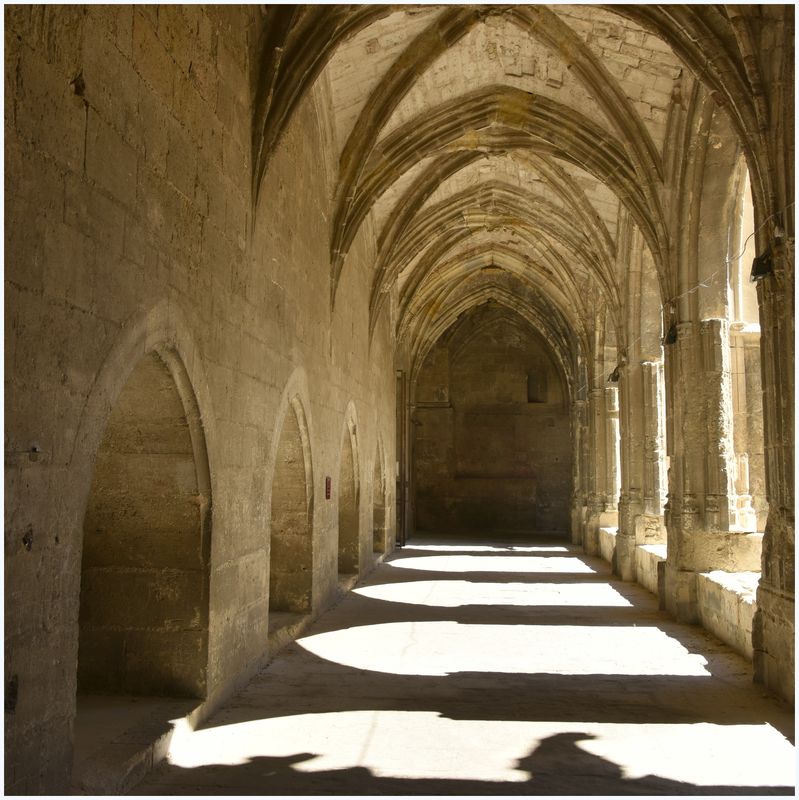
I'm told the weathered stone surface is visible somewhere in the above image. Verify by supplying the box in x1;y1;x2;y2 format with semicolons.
4;4;793;794
414;305;571;536
133;539;795;796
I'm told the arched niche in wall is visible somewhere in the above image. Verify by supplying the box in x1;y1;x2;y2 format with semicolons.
269;397;314;615
372;441;387;555
78;348;211;698
337;417;360;577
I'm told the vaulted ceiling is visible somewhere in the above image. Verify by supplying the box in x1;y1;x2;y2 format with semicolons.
251;4;792;390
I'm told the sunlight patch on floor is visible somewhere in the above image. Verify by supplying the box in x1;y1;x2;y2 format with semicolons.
353;579;633;608
167;712;795;789
296;622;710;676
389;554;595;573
406;544;571;553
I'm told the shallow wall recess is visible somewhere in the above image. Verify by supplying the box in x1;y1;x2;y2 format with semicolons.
372;448;387;555
269;400;313;614
338;424;360;576
78;351;210;698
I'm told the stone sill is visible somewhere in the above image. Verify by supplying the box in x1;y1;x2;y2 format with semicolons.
700;570;760;601
635;543;666;597
595;538;760;661
697;570;760;659
598;526;618;564
638;543;667;559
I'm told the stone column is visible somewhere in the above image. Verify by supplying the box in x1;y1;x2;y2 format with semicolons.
616;363;640;580
616;361;667;581
663;321;703;621
700;318;736;533
729;323;766;531
583;388;607;556
570;399;588;546
603;386;620;518
664;319;762;622
642;360;667;519
753;252;795;702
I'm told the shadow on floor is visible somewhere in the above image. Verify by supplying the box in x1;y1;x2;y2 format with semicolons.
187;539;793;741
138;732;795;795
133;533;794;795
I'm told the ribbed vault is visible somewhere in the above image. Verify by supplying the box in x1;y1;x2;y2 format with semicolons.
252;3;792;401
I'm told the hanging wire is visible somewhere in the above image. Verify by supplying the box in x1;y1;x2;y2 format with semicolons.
724;201;795;265
570;202;795;386
664;200;795;307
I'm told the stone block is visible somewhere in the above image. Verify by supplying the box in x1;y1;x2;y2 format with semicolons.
697;570;757;658
132;11;174;102
663;565;699;623
598;526;617;563
14;47;86;173
63;170;126;258
86;108;138;200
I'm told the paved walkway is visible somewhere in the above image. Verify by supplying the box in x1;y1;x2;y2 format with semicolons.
136;536;795;795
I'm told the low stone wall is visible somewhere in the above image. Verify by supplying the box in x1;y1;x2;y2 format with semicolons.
636;544;666;597
598;526;617;565
697;571;758;659
591;536;758;661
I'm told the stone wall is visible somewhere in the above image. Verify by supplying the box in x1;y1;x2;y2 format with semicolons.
4;6;396;793
414;306;572;536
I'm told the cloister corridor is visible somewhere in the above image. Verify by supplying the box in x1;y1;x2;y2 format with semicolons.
6;5;794;796
86;536;793;796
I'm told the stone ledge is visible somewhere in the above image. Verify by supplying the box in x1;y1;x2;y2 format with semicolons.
71;696;199;796
598;526;618;564
635;544;667;596
697;570;760;659
267;611;314;660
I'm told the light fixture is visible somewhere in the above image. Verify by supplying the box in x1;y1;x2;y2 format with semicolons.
664;323;678;345
750;249;773;281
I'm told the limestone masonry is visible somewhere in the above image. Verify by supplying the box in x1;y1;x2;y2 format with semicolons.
4;5;794;794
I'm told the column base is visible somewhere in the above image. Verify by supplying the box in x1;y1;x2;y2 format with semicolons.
614;532;636;581
663;565;699;623
570;503;586;546
584;515;600;556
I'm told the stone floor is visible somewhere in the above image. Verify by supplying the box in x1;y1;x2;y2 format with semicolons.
134;535;795;795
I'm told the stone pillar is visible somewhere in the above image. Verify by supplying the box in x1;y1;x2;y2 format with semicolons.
603;386;620;518
570;399;588;546
616;364;639;580
700;318;736;533
637;360;668;554
664;319;762;622
753;253;795;703
663;321;703;621
616;361;667;581
642;360;667;518
583;388;607;556
729;323;766;531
